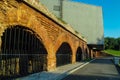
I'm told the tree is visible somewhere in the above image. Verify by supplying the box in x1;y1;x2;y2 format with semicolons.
116;38;120;50
104;37;109;49
104;37;120;50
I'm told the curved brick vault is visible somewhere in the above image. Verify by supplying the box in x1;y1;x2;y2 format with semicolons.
0;0;91;77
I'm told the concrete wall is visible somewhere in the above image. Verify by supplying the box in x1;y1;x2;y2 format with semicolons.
63;1;104;45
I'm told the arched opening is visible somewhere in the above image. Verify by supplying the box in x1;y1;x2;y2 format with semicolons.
0;26;47;77
86;49;89;59
56;42;72;67
76;47;82;62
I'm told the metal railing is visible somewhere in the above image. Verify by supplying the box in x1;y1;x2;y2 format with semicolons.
0;53;47;78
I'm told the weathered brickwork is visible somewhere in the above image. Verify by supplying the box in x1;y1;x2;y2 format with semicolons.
0;0;93;77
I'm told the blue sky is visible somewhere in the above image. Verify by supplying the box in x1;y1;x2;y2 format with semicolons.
71;0;120;38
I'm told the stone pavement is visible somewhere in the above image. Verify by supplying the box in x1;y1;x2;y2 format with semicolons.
16;60;94;80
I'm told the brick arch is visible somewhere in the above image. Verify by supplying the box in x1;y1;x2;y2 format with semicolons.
76;46;83;61
0;1;54;55
53;33;75;55
1;24;51;54
85;47;90;58
0;12;53;55
0;25;50;76
75;43;83;53
75;46;83;54
56;42;72;67
1;25;48;48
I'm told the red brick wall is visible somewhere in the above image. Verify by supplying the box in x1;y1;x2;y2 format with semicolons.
0;0;88;71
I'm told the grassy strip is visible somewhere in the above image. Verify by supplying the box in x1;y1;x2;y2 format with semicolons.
104;49;120;57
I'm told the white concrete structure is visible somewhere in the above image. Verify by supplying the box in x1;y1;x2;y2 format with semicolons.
40;0;104;50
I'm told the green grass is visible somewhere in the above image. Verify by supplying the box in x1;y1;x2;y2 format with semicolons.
104;49;120;57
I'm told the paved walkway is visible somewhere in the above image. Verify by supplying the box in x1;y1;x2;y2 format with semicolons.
16;60;89;80
62;57;120;80
16;57;120;80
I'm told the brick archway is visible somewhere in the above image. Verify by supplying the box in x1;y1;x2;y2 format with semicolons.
53;33;76;66
54;33;74;55
76;47;83;62
0;25;48;76
0;0;53;54
56;42;72;67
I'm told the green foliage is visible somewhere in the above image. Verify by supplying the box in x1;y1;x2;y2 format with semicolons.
104;37;120;50
104;49;120;56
